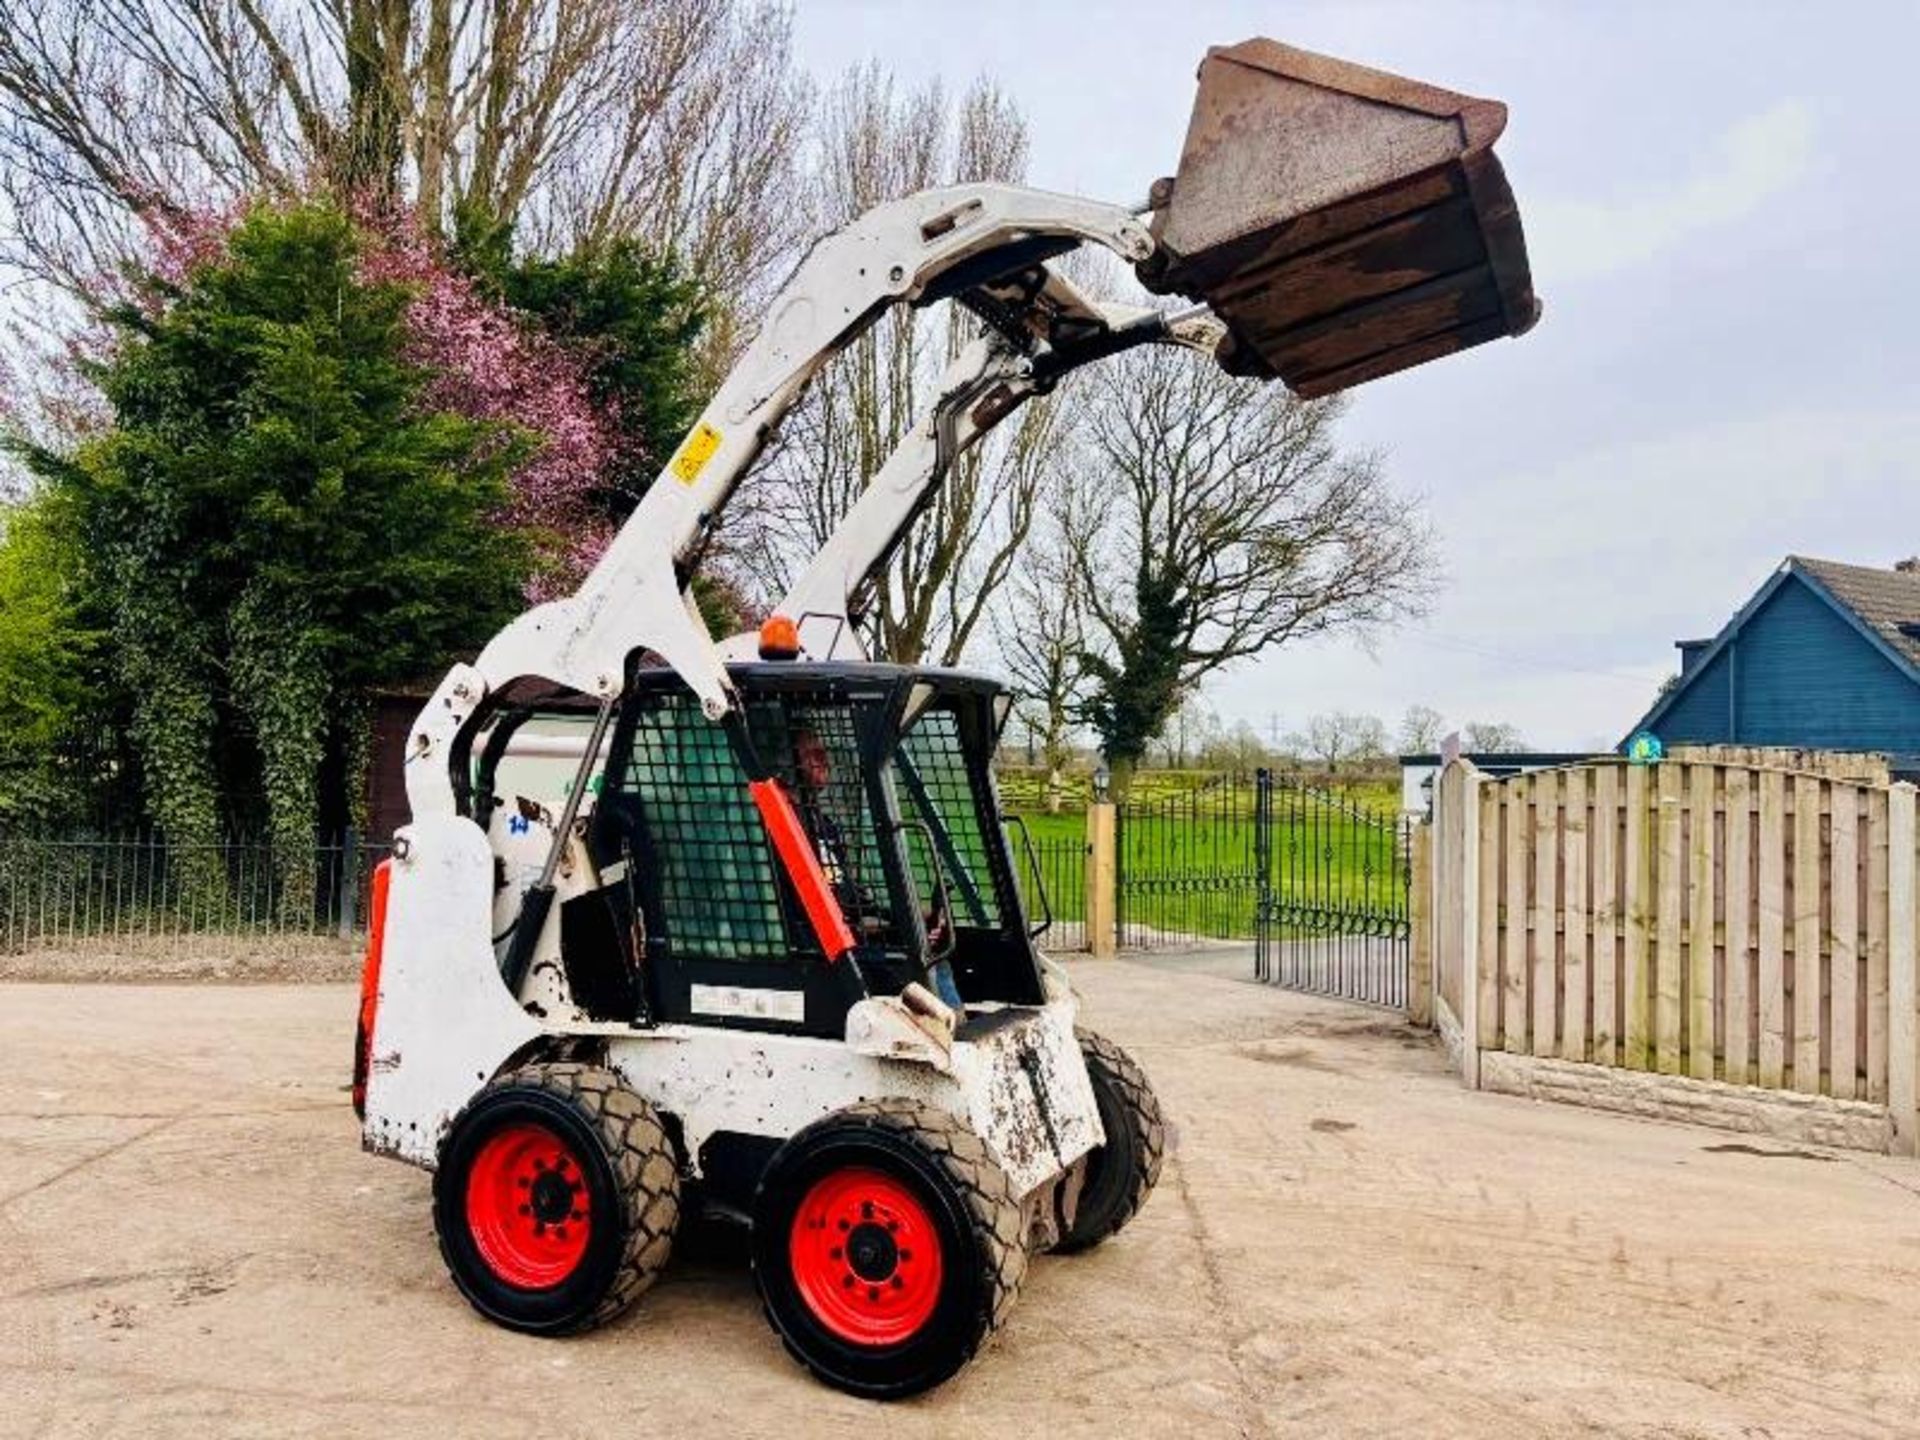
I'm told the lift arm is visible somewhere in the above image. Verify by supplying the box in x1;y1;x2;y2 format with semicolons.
722;288;1226;664
406;184;1161;814
405;37;1543;819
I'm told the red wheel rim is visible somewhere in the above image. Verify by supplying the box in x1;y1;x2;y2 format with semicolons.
464;1122;593;1289
788;1165;944;1347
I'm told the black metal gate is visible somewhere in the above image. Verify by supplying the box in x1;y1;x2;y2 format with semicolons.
1253;768;1412;1008
1115;775;1262;949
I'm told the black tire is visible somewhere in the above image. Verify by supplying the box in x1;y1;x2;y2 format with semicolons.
751;1099;1027;1399
432;1062;679;1335
1054;1028;1164;1253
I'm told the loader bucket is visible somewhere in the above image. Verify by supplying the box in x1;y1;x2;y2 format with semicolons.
1141;38;1541;397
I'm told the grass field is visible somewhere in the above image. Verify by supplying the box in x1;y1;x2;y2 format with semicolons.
994;766;1397;816
999;771;1408;940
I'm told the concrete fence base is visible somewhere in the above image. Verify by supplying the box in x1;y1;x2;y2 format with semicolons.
1478;1050;1896;1154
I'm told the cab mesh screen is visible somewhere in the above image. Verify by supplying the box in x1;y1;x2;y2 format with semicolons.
897;708;1001;926
617;694;788;961
789;703;895;943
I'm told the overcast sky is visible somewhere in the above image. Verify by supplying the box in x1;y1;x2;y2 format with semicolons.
792;1;1920;751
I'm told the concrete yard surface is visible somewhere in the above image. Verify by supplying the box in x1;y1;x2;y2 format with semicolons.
3;959;1919;1438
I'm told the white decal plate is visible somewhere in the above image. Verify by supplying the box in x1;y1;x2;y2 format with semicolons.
690;983;806;1024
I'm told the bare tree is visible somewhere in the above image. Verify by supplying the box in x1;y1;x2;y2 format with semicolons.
1197;718;1268;774
1072;343;1437;791
0;0;809;313
748;65;1055;667
1398;703;1446;753
993;492;1088;814
1288;712;1388;774
1147;692;1217;770
1463;720;1528;753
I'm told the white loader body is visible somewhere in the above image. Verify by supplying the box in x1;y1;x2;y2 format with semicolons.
361;809;1100;1196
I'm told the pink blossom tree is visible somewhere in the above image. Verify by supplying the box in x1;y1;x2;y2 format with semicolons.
143;196;616;595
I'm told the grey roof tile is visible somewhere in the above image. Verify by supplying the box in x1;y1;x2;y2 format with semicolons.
1791;555;1920;673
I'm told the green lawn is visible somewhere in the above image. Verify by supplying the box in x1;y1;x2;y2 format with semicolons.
995;766;1397;815
999;773;1408;940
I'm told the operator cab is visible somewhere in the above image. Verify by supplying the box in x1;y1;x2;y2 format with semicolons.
469;659;1051;1037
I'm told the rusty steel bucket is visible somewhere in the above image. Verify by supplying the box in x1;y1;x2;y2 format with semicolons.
1141;38;1541;397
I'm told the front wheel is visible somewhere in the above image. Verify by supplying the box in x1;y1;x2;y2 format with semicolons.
432;1063;680;1334
1054;1029;1164;1253
751;1100;1027;1399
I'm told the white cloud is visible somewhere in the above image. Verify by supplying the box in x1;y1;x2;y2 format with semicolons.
1529;101;1816;281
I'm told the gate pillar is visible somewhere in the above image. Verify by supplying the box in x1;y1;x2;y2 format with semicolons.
1087;801;1117;958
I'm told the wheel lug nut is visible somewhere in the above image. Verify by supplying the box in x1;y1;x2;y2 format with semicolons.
555;1226;568;1241
892;1276;904;1289
829;1247;841;1260
867;1286;880;1302
519;1204;531;1216
842;1275;854;1289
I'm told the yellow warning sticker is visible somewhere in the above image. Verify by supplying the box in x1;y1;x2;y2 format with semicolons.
670;423;723;485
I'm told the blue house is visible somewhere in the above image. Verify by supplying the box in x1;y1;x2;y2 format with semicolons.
1627;556;1920;772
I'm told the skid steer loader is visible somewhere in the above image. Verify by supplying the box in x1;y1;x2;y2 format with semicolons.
352;37;1539;1399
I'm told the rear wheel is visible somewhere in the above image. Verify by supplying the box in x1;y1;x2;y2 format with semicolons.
432;1063;679;1334
1054;1029;1164;1253
752;1100;1026;1399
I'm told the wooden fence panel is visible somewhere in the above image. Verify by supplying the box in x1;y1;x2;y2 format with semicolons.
1477;779;1501;1045
1624;764;1653;1071
1655;763;1685;1075
1533;769;1560;1059
1592;765;1620;1065
1869;789;1890;1103
1563;768;1589;1063
1688;763;1717;1081
1831;785;1860;1100
1504;775;1529;1055
1890;785;1917;1153
1427;757;1902;1122
1758;771;1787;1089
1793;774;1823;1095
1724;768;1752;1087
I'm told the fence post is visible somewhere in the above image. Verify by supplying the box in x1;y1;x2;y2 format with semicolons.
1458;765;1484;1088
1254;768;1272;982
1408;821;1433;1025
338;829;359;941
1087;801;1117;958
1889;783;1917;1155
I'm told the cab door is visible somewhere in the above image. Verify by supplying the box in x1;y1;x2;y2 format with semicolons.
892;697;1046;1006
